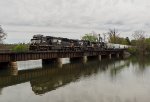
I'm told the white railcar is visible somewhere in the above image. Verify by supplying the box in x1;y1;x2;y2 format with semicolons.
106;43;129;49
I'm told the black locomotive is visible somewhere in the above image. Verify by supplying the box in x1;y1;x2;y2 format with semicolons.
29;34;106;51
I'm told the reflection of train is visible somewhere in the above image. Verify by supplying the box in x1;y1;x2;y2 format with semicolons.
30;60;110;95
30;58;128;95
29;34;106;51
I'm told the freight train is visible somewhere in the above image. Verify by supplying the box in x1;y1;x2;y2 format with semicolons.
29;34;107;51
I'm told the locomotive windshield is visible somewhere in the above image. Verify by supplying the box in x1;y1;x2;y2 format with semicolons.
58;40;61;44
31;39;41;43
51;39;62;44
52;39;58;43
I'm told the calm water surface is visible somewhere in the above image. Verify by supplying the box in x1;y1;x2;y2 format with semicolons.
0;57;150;102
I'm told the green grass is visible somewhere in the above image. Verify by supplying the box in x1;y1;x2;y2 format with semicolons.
12;44;29;52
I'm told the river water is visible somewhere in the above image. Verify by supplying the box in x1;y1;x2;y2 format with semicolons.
0;57;150;102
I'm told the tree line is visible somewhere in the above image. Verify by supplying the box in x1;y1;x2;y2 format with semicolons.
82;29;150;55
81;29;131;45
0;25;6;43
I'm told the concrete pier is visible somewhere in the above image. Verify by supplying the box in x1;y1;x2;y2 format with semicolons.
116;53;120;58
9;62;18;76
83;56;87;63
109;54;112;59
98;55;102;61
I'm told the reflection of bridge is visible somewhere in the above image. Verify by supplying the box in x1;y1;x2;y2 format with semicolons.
0;59;129;95
0;49;125;69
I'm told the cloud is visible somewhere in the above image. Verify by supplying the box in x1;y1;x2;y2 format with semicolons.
1;0;150;40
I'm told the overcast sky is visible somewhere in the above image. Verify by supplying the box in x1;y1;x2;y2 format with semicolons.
0;0;150;43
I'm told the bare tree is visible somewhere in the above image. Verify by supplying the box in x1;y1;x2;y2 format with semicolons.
0;25;7;43
107;28;120;44
132;30;145;40
132;30;146;55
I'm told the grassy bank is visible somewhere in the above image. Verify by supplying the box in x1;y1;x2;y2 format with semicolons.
0;44;29;52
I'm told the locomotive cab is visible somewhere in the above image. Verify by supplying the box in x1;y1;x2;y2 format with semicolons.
30;34;44;44
31;39;41;44
29;34;49;51
29;38;42;51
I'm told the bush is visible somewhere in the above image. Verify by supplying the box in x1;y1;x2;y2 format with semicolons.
82;34;98;42
127;47;137;55
12;44;28;52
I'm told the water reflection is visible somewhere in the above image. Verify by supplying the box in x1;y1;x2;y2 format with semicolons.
110;60;130;77
30;60;110;95
129;56;150;75
0;57;150;102
0;59;128;94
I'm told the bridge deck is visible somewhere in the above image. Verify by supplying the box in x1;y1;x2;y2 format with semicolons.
0;49;125;62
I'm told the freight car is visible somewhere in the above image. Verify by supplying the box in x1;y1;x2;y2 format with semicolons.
29;34;106;51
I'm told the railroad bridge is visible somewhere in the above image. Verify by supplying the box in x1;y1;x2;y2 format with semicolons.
0;49;126;70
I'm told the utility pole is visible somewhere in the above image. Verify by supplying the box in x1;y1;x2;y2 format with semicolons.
98;34;102;42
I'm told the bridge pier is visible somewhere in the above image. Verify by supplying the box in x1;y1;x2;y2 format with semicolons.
9;62;18;76
83;56;87;63
98;55;102;61
109;54;112;59
116;53;120;58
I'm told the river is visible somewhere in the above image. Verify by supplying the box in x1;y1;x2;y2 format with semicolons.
0;57;150;102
